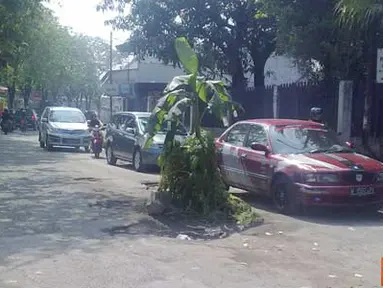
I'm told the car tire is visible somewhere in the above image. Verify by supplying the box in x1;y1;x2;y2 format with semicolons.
133;148;145;172
272;176;301;215
106;144;117;165
84;146;90;153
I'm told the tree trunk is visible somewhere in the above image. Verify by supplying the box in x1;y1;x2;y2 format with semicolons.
251;54;268;87
7;82;16;109
23;81;32;108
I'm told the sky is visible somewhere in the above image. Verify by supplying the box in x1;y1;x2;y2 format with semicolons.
46;0;129;45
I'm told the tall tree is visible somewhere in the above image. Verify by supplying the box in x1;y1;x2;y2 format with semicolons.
336;0;383;148
98;0;276;91
262;0;365;81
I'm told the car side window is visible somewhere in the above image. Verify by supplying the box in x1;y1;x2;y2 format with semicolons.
118;115;128;131
122;116;136;133
246;124;268;147
225;124;249;147
110;115;118;129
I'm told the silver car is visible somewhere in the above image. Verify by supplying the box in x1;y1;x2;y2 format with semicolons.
38;107;91;151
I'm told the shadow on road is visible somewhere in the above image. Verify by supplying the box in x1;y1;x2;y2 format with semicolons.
238;192;383;227
116;162;160;175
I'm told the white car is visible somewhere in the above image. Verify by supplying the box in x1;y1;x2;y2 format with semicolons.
38;107;91;151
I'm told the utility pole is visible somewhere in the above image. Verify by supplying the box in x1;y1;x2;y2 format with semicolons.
109;31;113;121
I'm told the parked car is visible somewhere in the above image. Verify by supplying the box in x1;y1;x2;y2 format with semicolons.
105;111;188;171
215;119;383;214
38;106;91;151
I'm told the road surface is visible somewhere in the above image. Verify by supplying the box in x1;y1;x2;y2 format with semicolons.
0;131;382;288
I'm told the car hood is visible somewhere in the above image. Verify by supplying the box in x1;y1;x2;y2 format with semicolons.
151;133;187;145
50;122;88;130
276;153;383;172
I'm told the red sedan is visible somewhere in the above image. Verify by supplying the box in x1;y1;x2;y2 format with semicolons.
215;119;383;214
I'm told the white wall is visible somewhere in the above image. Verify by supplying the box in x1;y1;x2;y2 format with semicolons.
264;54;305;86
105;54;305;87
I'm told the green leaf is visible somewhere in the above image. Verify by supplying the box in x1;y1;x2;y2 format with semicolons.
144;88;191;147
164;75;194;94
196;80;208;102
206;80;230;102
167;98;192;121
175;37;199;74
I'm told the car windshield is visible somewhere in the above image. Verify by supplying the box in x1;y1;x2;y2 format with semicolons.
270;125;353;154
49;110;86;123
137;117;187;135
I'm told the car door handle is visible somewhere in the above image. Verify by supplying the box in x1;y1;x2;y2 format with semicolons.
240;153;247;158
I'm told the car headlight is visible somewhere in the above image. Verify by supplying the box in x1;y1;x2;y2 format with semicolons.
304;173;339;183
377;172;383;182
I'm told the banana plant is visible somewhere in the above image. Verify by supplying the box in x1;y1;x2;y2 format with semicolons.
145;37;242;146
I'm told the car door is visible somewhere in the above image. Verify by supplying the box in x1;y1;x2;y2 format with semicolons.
113;115;128;158
119;115;137;160
218;123;250;188
239;124;272;193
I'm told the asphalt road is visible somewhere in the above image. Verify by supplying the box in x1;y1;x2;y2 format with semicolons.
0;131;382;288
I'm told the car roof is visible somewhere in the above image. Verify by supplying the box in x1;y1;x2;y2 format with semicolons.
49;107;82;112
115;111;151;118
239;118;322;126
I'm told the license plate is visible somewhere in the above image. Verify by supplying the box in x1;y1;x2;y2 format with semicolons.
350;187;375;196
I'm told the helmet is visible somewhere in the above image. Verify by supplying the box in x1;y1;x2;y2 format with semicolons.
310;107;323;122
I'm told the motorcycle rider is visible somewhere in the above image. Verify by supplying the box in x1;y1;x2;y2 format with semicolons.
309;107;324;124
20;109;27;130
1;108;11;132
87;113;104;152
88;112;101;128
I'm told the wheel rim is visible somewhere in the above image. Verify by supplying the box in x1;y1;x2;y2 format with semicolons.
275;185;287;209
134;151;141;170
107;146;112;162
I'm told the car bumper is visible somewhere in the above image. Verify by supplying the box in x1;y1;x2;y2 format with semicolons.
296;183;383;207
48;133;91;147
142;147;162;166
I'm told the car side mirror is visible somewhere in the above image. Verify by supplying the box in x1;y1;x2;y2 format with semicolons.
345;141;354;149
250;142;270;155
41;118;48;123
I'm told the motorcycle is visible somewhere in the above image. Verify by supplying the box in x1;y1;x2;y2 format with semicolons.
20;119;27;132
90;125;106;158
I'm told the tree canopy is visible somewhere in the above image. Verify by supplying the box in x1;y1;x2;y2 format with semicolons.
0;0;124;110
99;0;276;89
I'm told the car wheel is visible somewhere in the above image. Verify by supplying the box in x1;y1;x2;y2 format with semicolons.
84;146;90;153
133;148;145;172
106;145;117;165
45;135;53;151
272;176;300;215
